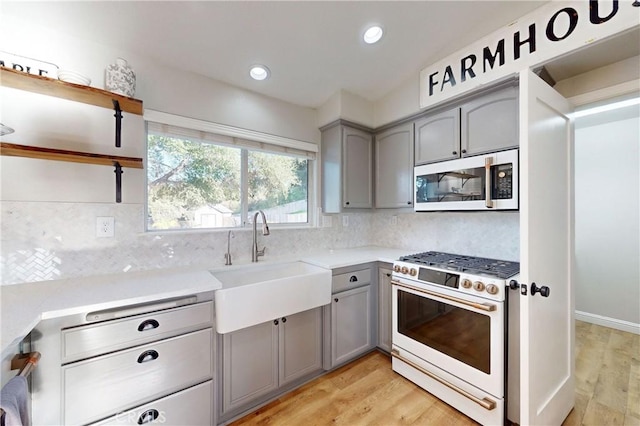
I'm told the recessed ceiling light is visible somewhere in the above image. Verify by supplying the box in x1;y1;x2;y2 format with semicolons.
363;25;384;44
249;65;270;81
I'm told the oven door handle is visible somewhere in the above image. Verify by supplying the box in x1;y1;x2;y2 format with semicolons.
391;349;497;411
391;280;497;312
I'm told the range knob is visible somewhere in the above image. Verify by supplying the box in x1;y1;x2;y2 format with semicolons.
409;268;417;277
486;284;499;295
401;266;409;274
394;265;401;272
461;279;472;289
473;281;485;292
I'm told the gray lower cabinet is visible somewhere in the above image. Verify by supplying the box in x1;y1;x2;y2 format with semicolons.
375;123;414;208
91;381;213;425
31;296;216;426
221;308;322;416
329;285;373;367
377;265;393;353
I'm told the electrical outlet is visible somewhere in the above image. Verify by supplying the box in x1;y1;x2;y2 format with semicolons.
322;215;333;228
342;215;349;227
391;215;398;226
96;216;115;238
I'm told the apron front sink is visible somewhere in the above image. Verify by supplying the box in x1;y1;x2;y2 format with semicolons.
211;261;331;333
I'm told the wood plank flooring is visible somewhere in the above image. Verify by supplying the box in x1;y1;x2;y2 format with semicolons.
231;321;639;426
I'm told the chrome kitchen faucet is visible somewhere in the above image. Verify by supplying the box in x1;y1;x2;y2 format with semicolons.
251;210;270;262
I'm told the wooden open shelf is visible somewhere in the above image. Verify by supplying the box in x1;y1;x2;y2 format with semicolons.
0;67;143;115
0;142;143;169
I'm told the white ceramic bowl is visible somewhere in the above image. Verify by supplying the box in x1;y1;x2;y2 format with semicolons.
57;70;91;86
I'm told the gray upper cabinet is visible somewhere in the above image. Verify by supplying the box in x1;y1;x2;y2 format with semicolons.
414;108;460;165
461;85;519;157
321;123;373;213
375;123;414;208
414;84;518;165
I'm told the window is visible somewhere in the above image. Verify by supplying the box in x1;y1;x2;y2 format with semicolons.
146;120;314;231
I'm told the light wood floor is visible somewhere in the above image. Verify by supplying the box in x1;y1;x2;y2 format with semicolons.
231;321;639;426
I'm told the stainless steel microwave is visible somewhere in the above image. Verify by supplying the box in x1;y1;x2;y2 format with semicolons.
414;149;519;211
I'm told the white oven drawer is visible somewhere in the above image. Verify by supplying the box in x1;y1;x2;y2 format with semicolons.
62;328;213;425
332;269;371;293
89;380;213;426
62;301;213;362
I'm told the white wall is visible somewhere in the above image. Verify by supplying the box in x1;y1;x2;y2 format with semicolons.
317;90;374;128
0;16;319;145
574;101;640;327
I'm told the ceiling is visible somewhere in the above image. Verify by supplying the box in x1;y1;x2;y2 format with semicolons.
3;1;637;109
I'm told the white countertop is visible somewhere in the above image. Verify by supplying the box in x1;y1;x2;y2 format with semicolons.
1;246;410;357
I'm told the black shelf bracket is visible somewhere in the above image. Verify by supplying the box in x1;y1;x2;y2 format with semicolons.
114;161;123;203
113;100;122;148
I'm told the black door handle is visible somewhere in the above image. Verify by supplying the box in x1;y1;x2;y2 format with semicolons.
531;283;550;297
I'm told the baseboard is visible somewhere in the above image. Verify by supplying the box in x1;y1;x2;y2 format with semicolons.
575;311;640;335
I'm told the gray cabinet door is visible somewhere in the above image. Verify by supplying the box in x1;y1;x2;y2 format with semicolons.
342;127;373;208
461;85;518;156
414;108;460;165
377;267;392;353
222;321;278;414
375;123;414;208
278;308;323;386
331;285;372;366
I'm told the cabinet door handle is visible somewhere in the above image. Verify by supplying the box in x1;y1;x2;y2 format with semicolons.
385;273;391;277
137;350;159;364
137;319;160;332
452;151;457;155
274;319;279;326
349;275;358;282
138;408;160;424
334;298;339;303
345;201;350;206
461;149;467;154
282;317;287;323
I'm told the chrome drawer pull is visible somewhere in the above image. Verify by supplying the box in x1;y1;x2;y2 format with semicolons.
391;350;496;411
137;319;160;332
138;408;160;424
137;350;159;364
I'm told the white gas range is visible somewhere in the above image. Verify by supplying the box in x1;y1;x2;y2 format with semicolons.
390;251;519;425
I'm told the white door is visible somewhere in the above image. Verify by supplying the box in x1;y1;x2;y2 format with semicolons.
519;69;574;425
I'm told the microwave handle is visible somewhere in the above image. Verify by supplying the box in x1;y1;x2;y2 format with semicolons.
485;157;494;208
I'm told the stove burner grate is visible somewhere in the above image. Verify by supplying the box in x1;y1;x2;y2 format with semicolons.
399;251;520;279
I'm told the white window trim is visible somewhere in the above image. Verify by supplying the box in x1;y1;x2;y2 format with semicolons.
144;109;318;154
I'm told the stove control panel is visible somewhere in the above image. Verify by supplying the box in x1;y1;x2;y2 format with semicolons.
391;261;506;301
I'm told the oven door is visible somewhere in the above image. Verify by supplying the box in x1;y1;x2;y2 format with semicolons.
391;277;504;397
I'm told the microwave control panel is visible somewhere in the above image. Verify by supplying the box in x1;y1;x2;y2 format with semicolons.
492;164;513;199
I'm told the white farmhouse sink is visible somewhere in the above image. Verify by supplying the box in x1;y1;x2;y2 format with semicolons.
212;261;331;334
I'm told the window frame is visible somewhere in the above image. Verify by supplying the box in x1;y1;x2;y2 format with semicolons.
144;115;317;232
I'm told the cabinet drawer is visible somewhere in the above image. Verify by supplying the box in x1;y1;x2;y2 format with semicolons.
89;380;213;426
332;269;371;293
63;328;212;425
62;301;213;362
